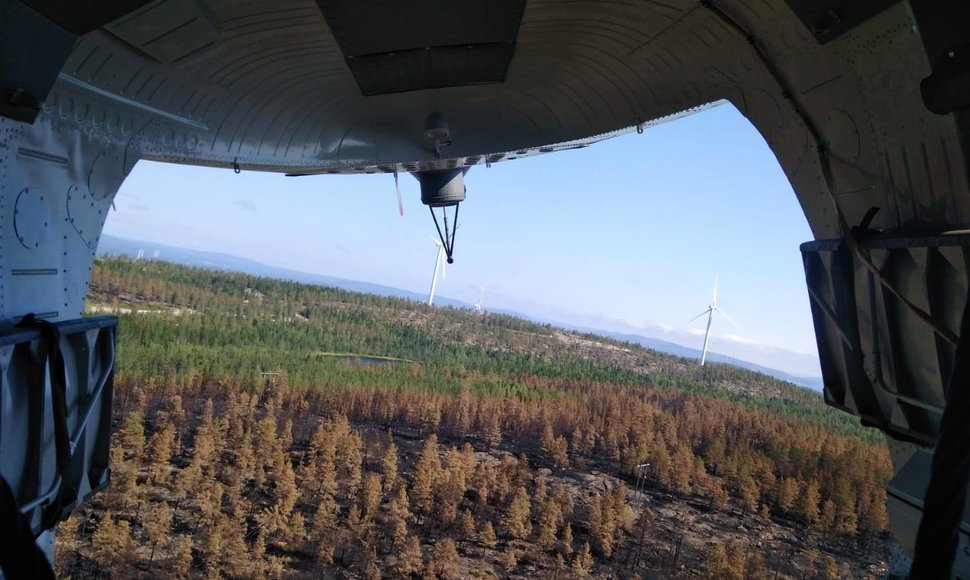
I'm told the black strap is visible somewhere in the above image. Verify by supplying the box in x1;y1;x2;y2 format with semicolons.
0;476;56;580
429;204;458;263
16;314;74;532
851;206;881;237
910;280;970;578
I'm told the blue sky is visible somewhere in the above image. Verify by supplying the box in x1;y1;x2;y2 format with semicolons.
105;103;821;376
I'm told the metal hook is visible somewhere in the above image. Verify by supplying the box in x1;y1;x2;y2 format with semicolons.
233;158;241;174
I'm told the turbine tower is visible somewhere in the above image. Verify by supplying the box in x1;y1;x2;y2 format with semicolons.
427;238;446;306
690;276;736;366
474;287;485;313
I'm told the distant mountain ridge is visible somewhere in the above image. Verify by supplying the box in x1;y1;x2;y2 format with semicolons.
97;234;823;390
573;330;824;391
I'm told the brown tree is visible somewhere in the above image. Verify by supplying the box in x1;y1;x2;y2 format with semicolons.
479;520;498;556
381;437;400;491
776;477;799;514
588;494;617;558
145;420;176;483
360;472;383;522
559;523;574;558
744;549;767;580
385;484;413;549
572;541;593;577
53;515;79;576
499;547;519;576
395;535;424;578
503;486;532;540
412;435;441;517
798;480;822;525
458;508;476;548
537;501;562;551
481;410;502;449
120;411;146;462
823;555;840;580
91;515;134;576
142;499;173;571
704;544;728;579
433;537;461;579
172;535;194;578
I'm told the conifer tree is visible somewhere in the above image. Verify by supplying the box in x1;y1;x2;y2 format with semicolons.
274;450;299;520
145;420;176;483
91;516;134;576
503;486;532;540
559;523;574;558
395;535;424;578
53;515;79;577
823;555;840;580
704;544;728;578
821;499;837;531
412;435;441;517
499;547;519;576
588;494;617;558
142;499;173;571
433;537;461;580
458;508;477;548
723;541;747;580
385;484;413;549
360;472;383;522
361;546;382;580
552;435;570;468
744;549;767;580
475;558;496;579
537;501;562;550
120;411;146;462
172;535;194;579
479;520;498;556
337;429;364;500
481;411;502;449
798;480;822;526
572;542;593;577
776;477;799;514
381;437;399;491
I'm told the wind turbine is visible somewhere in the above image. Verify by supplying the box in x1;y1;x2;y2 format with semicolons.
474;287;485;313
427;237;446;306
690;276;736;366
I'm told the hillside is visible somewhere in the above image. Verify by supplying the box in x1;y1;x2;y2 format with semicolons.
97;234;823;389
87;257;867;441
56;257;893;578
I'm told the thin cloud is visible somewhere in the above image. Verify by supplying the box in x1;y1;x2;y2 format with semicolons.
234;198;257;211
722;334;762;346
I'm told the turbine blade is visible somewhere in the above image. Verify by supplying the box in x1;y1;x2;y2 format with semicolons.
715;307;738;326
394;171;404;216
712;275;718;306
689;308;711;322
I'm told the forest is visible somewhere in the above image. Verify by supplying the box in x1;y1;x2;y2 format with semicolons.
56;257;894;578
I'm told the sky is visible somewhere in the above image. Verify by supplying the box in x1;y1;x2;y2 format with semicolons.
105;102;822;377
